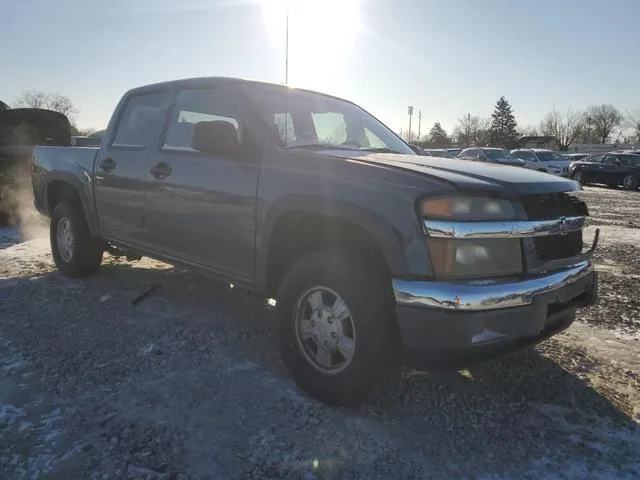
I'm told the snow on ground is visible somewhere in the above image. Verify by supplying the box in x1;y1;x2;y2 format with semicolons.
0;186;639;478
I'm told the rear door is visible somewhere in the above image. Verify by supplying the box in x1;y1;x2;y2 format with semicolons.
94;91;172;246
143;86;260;283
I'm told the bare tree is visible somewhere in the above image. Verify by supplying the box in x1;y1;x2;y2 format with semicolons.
539;108;585;151
623;111;640;143
453;114;480;147
13;90;78;121
519;124;539;137
476;117;492;146
585;104;622;144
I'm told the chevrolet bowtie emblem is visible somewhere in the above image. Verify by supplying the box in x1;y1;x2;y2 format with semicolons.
558;216;569;236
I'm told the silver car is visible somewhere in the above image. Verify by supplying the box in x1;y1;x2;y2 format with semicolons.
511;149;571;177
458;147;526;167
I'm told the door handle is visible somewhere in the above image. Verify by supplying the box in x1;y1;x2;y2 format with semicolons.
150;162;172;180
99;158;116;172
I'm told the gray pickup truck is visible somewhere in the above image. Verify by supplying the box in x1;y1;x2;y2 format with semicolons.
32;77;598;405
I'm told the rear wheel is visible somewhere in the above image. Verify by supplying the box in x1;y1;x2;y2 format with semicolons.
622;174;638;190
50;201;103;278
276;250;399;406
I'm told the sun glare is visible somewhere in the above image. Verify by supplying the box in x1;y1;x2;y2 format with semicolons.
261;0;363;89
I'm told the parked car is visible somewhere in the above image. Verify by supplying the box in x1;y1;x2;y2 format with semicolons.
568;152;640;190
420;148;456;158
458;147;526;167
446;148;462;156
31;77;598;405
565;153;590;162
511;148;571;176
1;107;71;222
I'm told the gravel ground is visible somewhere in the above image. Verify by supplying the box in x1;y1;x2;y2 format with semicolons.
1;186;640;479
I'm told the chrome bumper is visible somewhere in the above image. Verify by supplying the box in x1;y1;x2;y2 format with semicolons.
393;259;594;311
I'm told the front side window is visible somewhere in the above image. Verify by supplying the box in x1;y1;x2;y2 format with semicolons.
485;149;515;160
238;83;413;155
513;150;536;161
112;92;170;148
163;88;240;150
586;155;603;163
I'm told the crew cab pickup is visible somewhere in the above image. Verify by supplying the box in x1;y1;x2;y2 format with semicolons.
32;77;598;405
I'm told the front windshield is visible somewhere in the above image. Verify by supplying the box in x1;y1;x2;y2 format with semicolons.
238;83;415;155
619;154;640;166
536;151;569;162
485;149;515;160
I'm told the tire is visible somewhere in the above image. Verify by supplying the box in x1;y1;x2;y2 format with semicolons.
50;200;103;278
572;170;584;184
276;249;399;406
622;174;638;191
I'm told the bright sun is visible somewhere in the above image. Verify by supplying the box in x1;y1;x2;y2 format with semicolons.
261;0;363;89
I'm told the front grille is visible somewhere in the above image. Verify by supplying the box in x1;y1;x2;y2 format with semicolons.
522;193;587;261
534;231;583;260
521;193;588;220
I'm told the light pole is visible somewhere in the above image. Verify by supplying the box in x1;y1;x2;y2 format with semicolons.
408;106;414;143
417;110;422;140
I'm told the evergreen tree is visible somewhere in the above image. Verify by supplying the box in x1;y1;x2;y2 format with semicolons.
489;96;518;147
428;122;450;147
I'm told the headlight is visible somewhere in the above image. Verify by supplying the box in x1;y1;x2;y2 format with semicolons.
427;238;523;278
420;195;522;278
420;195;517;220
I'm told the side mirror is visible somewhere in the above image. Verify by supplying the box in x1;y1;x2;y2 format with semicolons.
191;120;240;157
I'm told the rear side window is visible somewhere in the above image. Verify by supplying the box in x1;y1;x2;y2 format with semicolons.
111;92;170;148
163;88;240;150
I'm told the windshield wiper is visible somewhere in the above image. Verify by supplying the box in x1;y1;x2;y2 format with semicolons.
284;143;351;151
358;147;402;154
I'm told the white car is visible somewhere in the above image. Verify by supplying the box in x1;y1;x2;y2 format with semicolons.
511;149;571;177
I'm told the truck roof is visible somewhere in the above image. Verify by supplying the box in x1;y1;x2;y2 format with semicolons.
125;76;351;105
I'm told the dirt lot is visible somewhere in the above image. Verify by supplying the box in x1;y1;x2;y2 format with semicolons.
1;186;639;479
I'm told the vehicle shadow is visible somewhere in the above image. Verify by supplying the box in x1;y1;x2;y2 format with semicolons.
3;260;639;477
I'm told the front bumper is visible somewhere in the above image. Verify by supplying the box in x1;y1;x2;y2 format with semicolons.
392;259;597;368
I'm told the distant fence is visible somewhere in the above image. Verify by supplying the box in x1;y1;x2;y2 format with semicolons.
567;144;638;153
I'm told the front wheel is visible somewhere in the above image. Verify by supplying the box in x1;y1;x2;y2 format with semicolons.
50;201;103;278
276;250;399;406
572;170;584;184
623;174;639;190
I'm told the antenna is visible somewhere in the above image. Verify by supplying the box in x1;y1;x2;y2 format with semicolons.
285;2;289;85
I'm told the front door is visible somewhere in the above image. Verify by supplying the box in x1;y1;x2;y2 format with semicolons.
144;87;260;284
94;91;171;246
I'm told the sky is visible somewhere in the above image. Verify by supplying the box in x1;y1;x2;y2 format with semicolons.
2;0;639;136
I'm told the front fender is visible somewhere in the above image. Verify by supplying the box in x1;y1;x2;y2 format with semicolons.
256;194;428;292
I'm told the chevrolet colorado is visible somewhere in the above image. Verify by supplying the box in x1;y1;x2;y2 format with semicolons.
31;77;598;405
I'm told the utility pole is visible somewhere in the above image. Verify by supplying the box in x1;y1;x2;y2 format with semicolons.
417;110;422;140
408;106;414;143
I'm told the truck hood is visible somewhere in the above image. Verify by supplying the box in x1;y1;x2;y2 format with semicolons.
324;150;580;195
